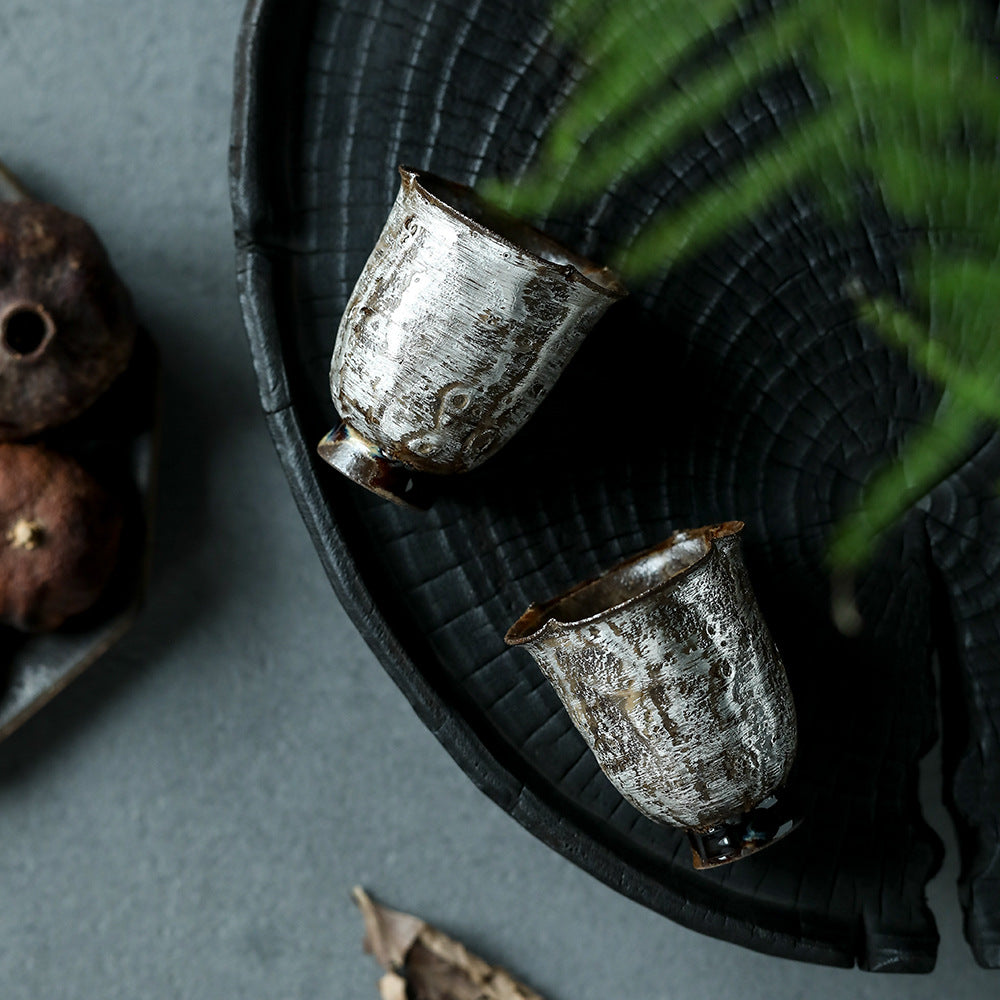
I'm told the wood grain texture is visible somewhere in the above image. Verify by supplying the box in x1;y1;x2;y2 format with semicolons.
231;0;1000;971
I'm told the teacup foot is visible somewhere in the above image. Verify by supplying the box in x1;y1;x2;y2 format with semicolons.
317;422;429;509
687;787;802;869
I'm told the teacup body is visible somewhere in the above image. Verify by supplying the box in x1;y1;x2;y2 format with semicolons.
506;522;798;867
319;166;625;505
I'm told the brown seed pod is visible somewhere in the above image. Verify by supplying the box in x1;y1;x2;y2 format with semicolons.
0;201;136;440
0;443;124;631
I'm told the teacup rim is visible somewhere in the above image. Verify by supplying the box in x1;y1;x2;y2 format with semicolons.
399;165;628;300
505;521;745;645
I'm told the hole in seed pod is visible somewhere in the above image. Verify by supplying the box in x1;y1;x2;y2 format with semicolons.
1;305;54;358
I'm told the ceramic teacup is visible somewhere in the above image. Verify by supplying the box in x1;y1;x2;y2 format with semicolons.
318;166;626;506
506;521;799;868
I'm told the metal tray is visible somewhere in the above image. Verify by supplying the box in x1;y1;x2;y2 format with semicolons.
231;0;1000;970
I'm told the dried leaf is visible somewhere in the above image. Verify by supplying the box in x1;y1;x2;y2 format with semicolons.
352;887;547;1000
354;885;425;970
378;972;408;1000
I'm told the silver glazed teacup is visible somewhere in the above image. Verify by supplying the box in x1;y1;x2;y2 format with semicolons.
505;521;799;868
318;166;626;506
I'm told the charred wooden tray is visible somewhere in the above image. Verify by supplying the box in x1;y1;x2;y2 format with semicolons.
231;0;1000;970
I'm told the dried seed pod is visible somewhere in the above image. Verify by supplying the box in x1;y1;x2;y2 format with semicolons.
0;201;136;440
0;443;123;631
506;522;799;868
318;166;626;506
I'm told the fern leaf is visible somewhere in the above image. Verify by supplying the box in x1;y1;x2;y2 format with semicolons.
550;0;610;40
490;0;1000;573
868;148;1000;249
613;104;852;277
860;297;1000;423
485;0;815;215
816;3;1000;136
543;0;747;166
911;251;1000;360
827;400;981;571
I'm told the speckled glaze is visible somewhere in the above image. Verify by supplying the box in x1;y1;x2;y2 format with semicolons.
506;522;799;867
318;166;625;504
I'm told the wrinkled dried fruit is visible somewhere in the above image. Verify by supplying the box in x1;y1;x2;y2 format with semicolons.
0;201;136;440
0;443;123;631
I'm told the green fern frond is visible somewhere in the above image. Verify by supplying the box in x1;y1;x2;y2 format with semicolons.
867;149;1000;249
550;0;609;40
859;297;1000;423
484;0;1000;577
913;252;1000;357
485;0;816;215
826;399;981;571
613;104;852;277
544;0;748;165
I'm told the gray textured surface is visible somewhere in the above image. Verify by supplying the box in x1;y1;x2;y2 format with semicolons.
0;1;993;996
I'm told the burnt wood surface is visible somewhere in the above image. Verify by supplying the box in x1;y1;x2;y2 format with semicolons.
230;0;1000;970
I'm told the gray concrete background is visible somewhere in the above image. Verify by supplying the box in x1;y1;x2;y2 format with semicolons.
0;1;994;996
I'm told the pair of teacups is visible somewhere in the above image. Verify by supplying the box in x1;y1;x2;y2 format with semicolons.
319;167;799;868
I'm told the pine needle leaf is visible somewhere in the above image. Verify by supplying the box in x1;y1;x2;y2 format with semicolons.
817;4;1000;137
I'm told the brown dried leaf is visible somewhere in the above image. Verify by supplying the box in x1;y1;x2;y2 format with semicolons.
352;887;547;1000
378;972;408;1000
354;885;425;970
